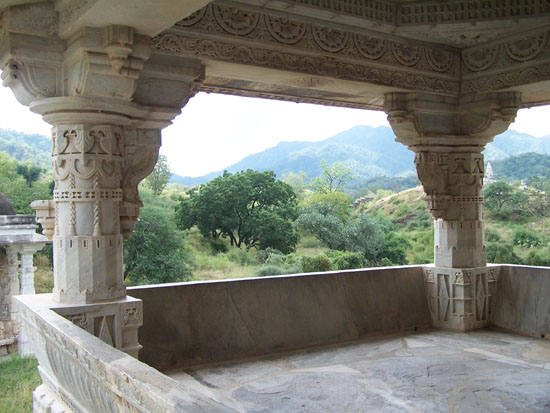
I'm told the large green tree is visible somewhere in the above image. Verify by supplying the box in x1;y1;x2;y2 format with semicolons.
144;154;172;195
124;204;193;285
483;181;528;220
176;170;299;254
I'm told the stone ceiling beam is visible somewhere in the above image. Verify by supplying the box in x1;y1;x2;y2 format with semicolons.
54;0;213;38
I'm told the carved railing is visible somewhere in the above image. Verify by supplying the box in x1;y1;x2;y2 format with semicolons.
16;295;225;412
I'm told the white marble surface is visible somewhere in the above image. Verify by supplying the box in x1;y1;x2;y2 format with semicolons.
167;330;550;412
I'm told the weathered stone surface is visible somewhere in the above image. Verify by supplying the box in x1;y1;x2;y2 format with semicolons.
173;330;550;412
129;266;432;370
492;265;550;338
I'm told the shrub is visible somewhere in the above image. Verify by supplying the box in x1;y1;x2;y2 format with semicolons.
257;247;284;264
485;228;501;242
226;248;257;266
209;239;228;254
255;265;288;277
302;253;332;273
486;242;523;264
526;251;550;267
512;229;542;248
328;251;364;270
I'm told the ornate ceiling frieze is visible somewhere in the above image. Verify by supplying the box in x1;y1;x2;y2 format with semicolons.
461;27;550;93
231;0;550;27
398;0;550;25
153;3;460;96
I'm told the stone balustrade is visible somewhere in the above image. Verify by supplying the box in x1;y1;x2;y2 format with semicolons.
15;264;550;412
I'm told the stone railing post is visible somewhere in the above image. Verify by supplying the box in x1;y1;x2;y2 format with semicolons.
385;92;521;331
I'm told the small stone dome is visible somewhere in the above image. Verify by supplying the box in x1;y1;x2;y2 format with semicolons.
0;192;16;215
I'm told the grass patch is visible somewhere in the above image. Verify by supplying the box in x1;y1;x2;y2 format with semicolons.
0;356;41;413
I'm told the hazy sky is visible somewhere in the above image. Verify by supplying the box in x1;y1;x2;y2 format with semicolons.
0;85;548;177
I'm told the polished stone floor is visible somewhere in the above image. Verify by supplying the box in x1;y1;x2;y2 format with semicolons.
165;330;550;412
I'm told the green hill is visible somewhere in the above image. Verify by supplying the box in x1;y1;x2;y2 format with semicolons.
0;128;50;168
491;152;550;180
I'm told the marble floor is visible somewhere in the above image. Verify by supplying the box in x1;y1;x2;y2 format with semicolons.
165;330;550;412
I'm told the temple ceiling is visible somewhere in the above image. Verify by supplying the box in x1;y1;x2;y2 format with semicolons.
1;0;550;110
150;1;550;110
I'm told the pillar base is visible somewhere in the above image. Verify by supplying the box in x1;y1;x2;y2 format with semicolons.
50;296;143;358
423;265;499;332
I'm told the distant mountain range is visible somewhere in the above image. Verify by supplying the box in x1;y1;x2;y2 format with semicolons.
1;126;549;187
171;125;550;186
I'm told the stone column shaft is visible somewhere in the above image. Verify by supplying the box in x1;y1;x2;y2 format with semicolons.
385;91;521;331
51;123;126;304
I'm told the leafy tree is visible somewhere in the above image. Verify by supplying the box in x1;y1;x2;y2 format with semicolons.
309;160;355;194
145;154;172;195
16;164;42;187
297;207;409;267
296;209;345;250
176;170;299;254
124;205;193;284
282;171;308;201
302;191;352;222
483;181;528;220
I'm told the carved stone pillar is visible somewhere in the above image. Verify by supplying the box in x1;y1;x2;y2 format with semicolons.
0;247;19;355
1;2;203;362
385;92;520;331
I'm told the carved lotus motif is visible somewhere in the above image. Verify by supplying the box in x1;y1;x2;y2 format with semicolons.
462;45;499;72
505;31;548;62
265;16;307;44
214;6;259;36
391;43;421;66
313;26;349;52
353;33;387;60
426;48;453;72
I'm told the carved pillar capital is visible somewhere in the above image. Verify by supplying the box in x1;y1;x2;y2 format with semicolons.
384;92;521;151
0;16;205;305
385;92;520;269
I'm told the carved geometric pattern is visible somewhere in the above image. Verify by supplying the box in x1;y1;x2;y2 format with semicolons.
152;35;458;95
159;4;461;95
95;315;115;347
400;0;550;24
437;273;450;321
65;313;89;330
53;189;123;201
122;306;142;326
475;273;488;321
253;0;550;27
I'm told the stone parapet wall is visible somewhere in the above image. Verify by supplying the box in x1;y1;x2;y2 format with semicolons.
129;266;432;370
15;294;226;413
491;265;550;338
